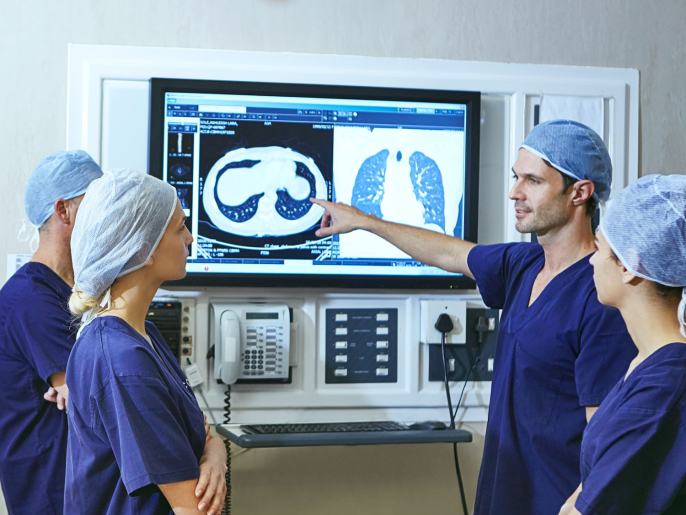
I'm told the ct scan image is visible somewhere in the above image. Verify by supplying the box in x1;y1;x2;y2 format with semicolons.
196;121;333;259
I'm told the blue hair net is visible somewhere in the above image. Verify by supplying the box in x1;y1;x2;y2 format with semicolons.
600;174;686;335
520;120;612;202
24;150;103;227
72;169;177;301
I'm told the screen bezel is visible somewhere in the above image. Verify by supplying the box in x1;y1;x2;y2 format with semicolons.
149;78;480;290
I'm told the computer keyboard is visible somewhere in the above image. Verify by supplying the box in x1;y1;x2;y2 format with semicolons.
241;421;410;435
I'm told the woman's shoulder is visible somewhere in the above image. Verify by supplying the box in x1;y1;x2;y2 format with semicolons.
77;317;165;381
622;344;686;415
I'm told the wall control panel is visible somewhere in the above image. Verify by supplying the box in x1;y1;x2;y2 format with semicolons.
325;308;398;384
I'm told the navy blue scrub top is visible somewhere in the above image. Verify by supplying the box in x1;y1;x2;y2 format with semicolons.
576;343;686;515
468;243;636;515
64;317;206;515
0;262;75;515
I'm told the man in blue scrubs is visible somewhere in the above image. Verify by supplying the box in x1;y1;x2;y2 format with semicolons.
311;120;636;515
0;151;102;514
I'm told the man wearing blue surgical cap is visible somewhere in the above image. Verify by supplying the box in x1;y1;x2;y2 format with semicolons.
0;150;102;515
311;120;635;515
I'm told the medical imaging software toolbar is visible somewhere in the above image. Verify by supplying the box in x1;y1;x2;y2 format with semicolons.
162;90;469;277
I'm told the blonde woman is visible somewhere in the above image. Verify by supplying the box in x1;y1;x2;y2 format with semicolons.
65;169;227;514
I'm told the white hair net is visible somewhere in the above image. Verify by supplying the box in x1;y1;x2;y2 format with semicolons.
600;174;686;336
25;150;103;227
71;168;178;301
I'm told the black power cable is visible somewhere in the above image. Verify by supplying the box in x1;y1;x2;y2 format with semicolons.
452;353;480;422
452;316;489;421
435;314;470;515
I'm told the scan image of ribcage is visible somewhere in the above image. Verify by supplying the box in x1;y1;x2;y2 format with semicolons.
203;147;326;237
351;148;446;233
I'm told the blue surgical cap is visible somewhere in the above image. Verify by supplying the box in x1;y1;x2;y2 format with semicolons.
520;120;612;202
24;150;103;227
601;174;686;335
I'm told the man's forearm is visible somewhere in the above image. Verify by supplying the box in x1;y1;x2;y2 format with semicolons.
360;215;476;277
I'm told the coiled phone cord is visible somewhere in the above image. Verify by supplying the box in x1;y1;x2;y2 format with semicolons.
221;385;232;515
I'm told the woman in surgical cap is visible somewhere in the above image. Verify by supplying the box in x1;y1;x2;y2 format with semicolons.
559;174;686;515
64;169;227;515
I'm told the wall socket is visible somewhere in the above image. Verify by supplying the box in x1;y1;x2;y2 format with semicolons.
420;300;467;344
428;307;499;382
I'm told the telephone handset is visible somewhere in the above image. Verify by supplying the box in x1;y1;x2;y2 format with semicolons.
218;309;241;385
210;303;290;385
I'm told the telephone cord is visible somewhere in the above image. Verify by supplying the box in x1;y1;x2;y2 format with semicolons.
221;385;232;515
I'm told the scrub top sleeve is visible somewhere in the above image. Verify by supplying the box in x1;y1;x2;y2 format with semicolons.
575;299;635;406
466;244;519;309
575;407;685;515
96;375;202;496
9;294;75;384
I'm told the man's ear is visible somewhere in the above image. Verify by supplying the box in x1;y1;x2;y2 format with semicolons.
53;198;70;226
572;180;595;206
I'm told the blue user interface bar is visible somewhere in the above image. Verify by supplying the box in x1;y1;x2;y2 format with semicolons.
165;93;467;130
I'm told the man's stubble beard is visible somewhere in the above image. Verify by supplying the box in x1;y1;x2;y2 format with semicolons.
515;199;569;234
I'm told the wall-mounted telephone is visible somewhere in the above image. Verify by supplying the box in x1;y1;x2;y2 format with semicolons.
210;303;291;385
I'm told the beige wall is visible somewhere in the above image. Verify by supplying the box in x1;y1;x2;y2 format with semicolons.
1;1;685;514
2;0;686;263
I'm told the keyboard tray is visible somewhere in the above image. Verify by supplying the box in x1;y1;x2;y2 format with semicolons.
217;424;473;448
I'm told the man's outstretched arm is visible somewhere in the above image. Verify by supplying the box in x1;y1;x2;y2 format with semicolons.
311;198;475;278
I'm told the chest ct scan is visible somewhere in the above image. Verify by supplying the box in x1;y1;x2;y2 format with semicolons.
203;146;327;237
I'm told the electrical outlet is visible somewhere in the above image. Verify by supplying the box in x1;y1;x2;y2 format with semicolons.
428;307;499;382
420;300;467;344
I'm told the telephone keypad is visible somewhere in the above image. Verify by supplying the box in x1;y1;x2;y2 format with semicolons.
240;323;288;378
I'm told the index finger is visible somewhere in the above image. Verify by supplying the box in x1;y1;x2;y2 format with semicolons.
195;467;210;498
198;472;218;511
310;197;333;209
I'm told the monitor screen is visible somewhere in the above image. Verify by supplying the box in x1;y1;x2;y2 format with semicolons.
149;78;480;289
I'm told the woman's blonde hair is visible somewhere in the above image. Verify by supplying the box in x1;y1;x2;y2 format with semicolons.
69;285;108;333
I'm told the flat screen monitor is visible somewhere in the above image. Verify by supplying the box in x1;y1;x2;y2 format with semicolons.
149;78;480;289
